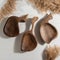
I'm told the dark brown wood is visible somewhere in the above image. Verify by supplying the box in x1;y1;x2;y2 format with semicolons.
3;16;19;37
21;17;38;52
21;31;37;51
3;14;28;37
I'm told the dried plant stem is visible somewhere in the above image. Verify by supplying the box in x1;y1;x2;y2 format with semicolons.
0;0;16;20
29;0;60;13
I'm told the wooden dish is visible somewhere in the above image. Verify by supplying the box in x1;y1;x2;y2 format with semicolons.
40;14;57;43
3;14;28;37
21;17;38;52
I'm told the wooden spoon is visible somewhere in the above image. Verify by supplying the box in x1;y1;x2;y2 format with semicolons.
3;14;28;37
40;14;57;43
21;17;38;52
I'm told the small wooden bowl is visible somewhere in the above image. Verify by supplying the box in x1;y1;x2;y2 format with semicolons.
21;17;38;52
3;14;28;37
40;14;57;43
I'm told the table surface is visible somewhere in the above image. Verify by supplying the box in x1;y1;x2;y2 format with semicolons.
0;0;60;60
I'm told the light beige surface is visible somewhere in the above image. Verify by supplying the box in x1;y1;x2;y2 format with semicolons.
0;0;60;60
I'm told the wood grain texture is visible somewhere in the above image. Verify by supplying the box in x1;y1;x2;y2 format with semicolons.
40;14;57;43
21;17;38;52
